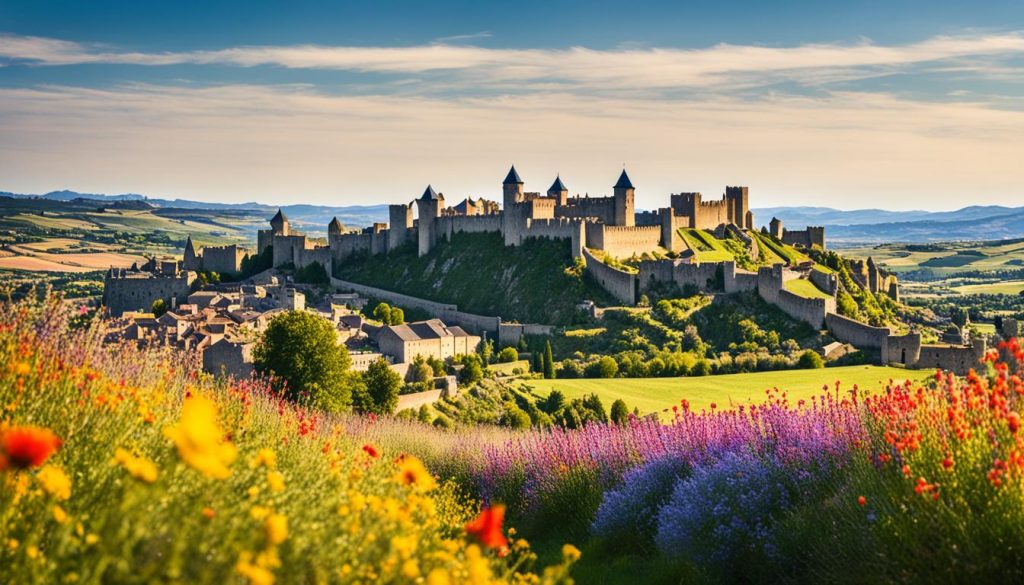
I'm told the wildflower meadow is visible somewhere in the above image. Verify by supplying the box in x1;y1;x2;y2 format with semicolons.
3;293;1024;583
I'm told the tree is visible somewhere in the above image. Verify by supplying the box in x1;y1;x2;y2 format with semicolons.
582;393;609;422
517;336;528;353
691;360;712;377
151;298;167;317
543;390;566;414
610;399;630;425
389;307;405;325
372;302;392;324
497;347;519;363
358;358;402;414
502;405;532;429
459;354;484;385
480;339;495;365
254;311;353;411
797;350;824;369
543;341;556;379
294;261;328;285
587;356;619;379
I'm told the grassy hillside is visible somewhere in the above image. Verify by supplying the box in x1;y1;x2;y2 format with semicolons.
335;231;613;324
843;239;1024;277
524;365;928;418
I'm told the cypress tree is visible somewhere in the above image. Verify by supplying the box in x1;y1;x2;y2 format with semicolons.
543;340;555;379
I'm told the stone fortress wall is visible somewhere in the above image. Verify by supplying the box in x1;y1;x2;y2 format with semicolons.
103;260;197;317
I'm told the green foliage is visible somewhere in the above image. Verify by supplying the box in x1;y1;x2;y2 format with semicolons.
354;358;402;414
150;298;167;317
334;231;612;324
253;311;353;411
496;347;519;363
543;340;556;379
587;356;619;378
371;302;406;325
294;261;329;285
797;349;825;369
480;339;494;365
610;399;630;425
457;354;484;385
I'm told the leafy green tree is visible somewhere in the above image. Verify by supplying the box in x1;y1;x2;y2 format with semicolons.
543;390;566;414
459;354;484;385
417;405;434;424
356;358;401;414
150;298;167;317
480;339;495;365
582;393;608;422
372;302;392;324
543;341;556;379
797;350;824;369
691;359;712;376
496;347;519;363
389;307;405;325
502;404;532;429
294;261;329;285
517;336;529;352
254;311;353;411
610;399;630;425
586;356;619;378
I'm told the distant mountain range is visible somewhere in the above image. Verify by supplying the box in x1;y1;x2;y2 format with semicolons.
4;190;1023;245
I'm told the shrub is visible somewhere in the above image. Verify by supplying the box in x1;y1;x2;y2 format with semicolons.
587;356;619;378
797;349;824;369
592;456;689;552
609;399;630;425
355;358;402;414
496;347;519;363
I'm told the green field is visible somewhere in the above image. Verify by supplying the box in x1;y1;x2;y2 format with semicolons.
524;365;929;417
679;228;734;262
953;280;1024;295
783;277;833;299
844;239;1024;277
752;231;813;266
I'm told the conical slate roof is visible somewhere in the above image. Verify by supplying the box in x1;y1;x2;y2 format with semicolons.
420;184;441;200
328;217;345;233
614;169;634;190
184;235;196;254
503;165;523;184
548;175;567;192
270;209;288;224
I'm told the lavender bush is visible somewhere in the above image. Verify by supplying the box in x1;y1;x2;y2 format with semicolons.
591;454;689;551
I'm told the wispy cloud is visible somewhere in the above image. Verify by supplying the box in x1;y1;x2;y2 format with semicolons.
433;31;492;44
1;82;1021;208
3;32;1024;93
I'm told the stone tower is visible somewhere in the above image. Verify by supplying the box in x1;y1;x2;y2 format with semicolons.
415;185;444;257
182;236;201;271
388;203;413;251
328;217;344;237
547;175;568;206
613;169;635;226
725;186;750;229
769;217;783;239
502;165;524;209
270;209;290;236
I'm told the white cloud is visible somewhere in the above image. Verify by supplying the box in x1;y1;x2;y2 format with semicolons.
0;83;1021;209
3;32;1024;92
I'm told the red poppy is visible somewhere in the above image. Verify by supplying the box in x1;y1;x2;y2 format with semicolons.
465;504;508;549
361;443;380;458
857;496;867;507
1008;412;1020;434
0;425;62;470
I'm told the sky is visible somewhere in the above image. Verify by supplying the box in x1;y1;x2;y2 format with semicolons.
1;1;1023;211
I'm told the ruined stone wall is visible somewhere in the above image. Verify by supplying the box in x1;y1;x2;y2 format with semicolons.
825;313;891;349
557;196;615;225
809;268;839;296
497;323;556;347
202;245;247;275
595;225;663;258
582;247;636;305
202;340;254;379
782;227;825;249
103;270;197;317
915;340;986;375
637;259;720;293
723;261;758;293
883;333;922;365
773;289;834;329
329;278;500;334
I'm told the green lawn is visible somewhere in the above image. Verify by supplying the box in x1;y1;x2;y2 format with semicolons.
751;231;813;266
678;228;734;262
783;277;833;300
523;365;928;418
489;360;530;376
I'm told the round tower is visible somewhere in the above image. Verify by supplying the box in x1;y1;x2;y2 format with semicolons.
270;209;290;236
502;165;524;209
613;169;635;226
415;185;444;257
769;217;783;239
547;175;568;206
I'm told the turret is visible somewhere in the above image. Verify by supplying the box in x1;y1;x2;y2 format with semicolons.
769;217;783;239
725;186;750;229
502;165;524;209
547;175;568;206
328;217;344;236
613;169;635;226
182;236;201;271
270;209;289;236
415;185;444;257
388;203;413;251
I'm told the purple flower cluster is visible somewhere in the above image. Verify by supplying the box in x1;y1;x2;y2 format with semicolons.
591;454;688;550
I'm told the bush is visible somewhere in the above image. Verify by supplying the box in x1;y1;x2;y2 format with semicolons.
354;358;402;414
496;347;519;363
592;456;689;552
797;350;824;369
610;399;630;425
253;311;353;411
586;356;619;378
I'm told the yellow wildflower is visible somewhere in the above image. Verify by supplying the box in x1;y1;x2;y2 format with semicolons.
266;471;285;493
236;552;275;585
14;361;31;376
248;486;261;499
562;543;582;562
250;506;271;520
426;569;451;585
401;559;420;579
391;534;417;559
52;505;69;524
37;465;72;500
465;545;493;583
113;448;158;484
394;455;437;492
26;545;39;560
7;538;18;550
85;534;99;546
252;448;277;469
163;395;237;479
265;513;288;545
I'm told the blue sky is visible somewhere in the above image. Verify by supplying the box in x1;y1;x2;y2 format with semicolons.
1;1;1023;210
